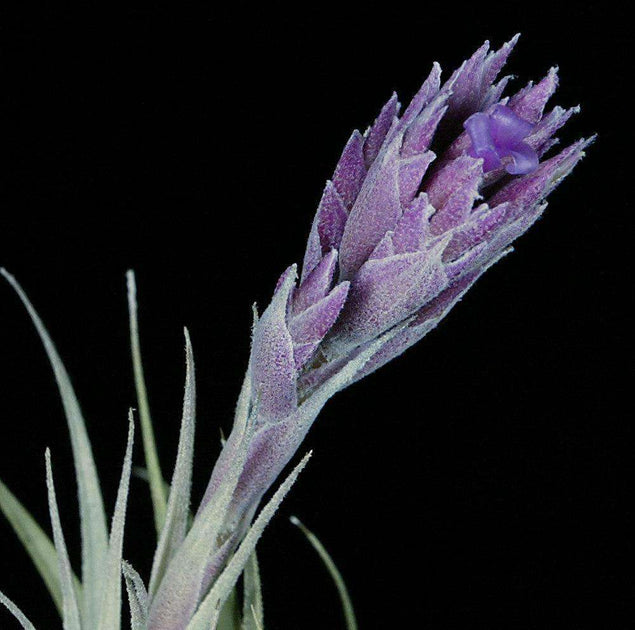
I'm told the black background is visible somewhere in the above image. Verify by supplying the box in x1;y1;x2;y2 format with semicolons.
0;2;631;629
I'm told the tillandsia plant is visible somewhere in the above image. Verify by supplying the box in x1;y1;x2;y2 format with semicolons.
0;35;591;629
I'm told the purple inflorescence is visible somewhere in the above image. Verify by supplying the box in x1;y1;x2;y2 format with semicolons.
148;38;591;629
464;104;539;175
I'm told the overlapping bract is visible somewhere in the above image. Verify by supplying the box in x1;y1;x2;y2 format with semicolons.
249;35;588;414
149;37;592;628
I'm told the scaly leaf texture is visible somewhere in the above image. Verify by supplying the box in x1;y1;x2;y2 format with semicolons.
149;328;197;598
241;553;264;630
122;561;149;630
0;477;78;616
197;357;254;516
126;270;167;534
1;268;108;627
0;590;37;630
45;450;82;630
96;412;135;630
290;517;357;630
148;405;256;628
216;587;240;630
186;452;312;630
299;320;409;410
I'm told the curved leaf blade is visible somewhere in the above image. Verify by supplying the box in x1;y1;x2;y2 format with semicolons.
0;590;37;630
241;553;263;630
216;587;240;630
290;517;357;630
0;478;68;616
187;452;311;630
122;561;149;630
149;328;196;598
1;268;108;626
148;405;255;628
126;270;166;534
45;450;82;630
96;412;135;630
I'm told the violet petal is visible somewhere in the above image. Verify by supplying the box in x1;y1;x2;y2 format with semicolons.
464;104;539;175
506;141;539;175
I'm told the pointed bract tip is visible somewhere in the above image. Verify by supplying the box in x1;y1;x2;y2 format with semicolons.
571;135;597;157
274;263;299;294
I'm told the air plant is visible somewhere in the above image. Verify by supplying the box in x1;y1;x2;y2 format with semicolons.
1;35;590;629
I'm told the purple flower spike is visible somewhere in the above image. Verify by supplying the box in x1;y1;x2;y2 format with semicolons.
465;104;539;175
153;40;592;627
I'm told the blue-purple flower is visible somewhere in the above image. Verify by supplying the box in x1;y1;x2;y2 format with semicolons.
464;104;538;174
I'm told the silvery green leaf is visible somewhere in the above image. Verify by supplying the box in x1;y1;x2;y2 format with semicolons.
122;561;149;630
0;477;79;617
148;404;256;628
290;517;357;630
45;450;82;630
234;357;254;437
126;270;167;534
241;553;263;630
186;452;311;630
195;304;259;518
96;412;135;630
196;340;254;514
0;590;37;630
1;268;108;627
149;328;196;598
216;587;240;630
